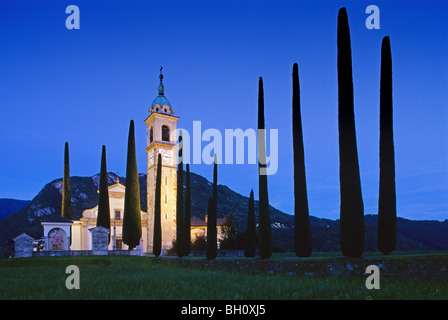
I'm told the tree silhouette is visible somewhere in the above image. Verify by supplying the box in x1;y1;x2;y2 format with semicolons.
378;36;397;255
244;189;257;258
176;131;184;257
206;155;218;260
153;153;162;257
292;63;312;257
123;120;142;250
337;7;364;258
206;197;217;260
184;163;192;256
61;142;72;220
96;145;111;244
257;76;272;259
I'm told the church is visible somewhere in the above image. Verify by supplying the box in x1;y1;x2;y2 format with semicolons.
39;70;224;255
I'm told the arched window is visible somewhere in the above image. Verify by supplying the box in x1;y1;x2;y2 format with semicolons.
162;125;170;142
48;228;67;250
149;127;153;143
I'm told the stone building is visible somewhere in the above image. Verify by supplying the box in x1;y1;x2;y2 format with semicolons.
191;216;226;244
41;215;73;251
70;181;147;251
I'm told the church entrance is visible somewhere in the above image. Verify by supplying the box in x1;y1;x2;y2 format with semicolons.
116;238;123;250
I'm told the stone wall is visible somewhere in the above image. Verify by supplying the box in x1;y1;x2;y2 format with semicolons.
32;249;143;257
13;234;35;258
108;249;142;256
33;250;92;257
152;255;448;280
16;226;144;258
89;226;110;255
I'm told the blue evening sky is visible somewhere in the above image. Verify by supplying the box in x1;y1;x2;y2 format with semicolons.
0;0;447;221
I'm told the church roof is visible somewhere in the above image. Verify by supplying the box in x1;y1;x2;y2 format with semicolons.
107;182;125;193
151;94;172;109
41;215;73;223
191;217;226;227
149;67;175;115
13;233;35;241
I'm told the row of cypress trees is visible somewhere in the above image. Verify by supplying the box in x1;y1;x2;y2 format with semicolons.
61;120;143;250
291;7;396;258
337;8;396;257
242;7;397;259
190;77;273;260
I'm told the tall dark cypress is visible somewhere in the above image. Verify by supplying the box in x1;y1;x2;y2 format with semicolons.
122;120;142;250
184;163;192;256
96;145;111;243
176;131;184;257
337;7;364;258
61;142;72;220
244;189;257;258
257;77;272;259
206;155;218;260
153;153;162;257
213;153;218;231
378;36;397;255
206;197;217;260
292;63;312;257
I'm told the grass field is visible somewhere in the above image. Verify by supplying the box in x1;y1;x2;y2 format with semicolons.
0;255;447;300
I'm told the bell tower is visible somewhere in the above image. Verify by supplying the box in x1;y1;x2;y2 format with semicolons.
145;68;179;254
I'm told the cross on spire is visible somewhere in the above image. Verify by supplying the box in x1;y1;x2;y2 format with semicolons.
158;66;165;94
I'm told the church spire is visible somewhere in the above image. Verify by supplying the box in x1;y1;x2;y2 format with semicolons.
149;66;173;115
158;66;165;95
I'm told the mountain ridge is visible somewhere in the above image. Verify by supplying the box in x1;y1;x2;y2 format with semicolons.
0;171;447;257
0;199;31;221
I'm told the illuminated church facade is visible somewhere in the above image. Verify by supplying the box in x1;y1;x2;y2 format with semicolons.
40;70;222;255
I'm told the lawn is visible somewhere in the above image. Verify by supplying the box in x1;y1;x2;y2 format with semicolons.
0;255;446;300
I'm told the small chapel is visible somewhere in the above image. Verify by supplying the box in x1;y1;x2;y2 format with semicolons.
35;70;224;256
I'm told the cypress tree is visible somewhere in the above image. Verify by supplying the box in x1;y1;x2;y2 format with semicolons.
206;197;217;260
96;145;111;243
337;7;364;258
206;155;218;260
378;36;397;255
61;142;72;220
122;120;142;250
257;76;272;259
153;153;162;257
213;153;218;232
184;163;192;256
292;63;312;257
244;189;257;258
176;132;184;257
